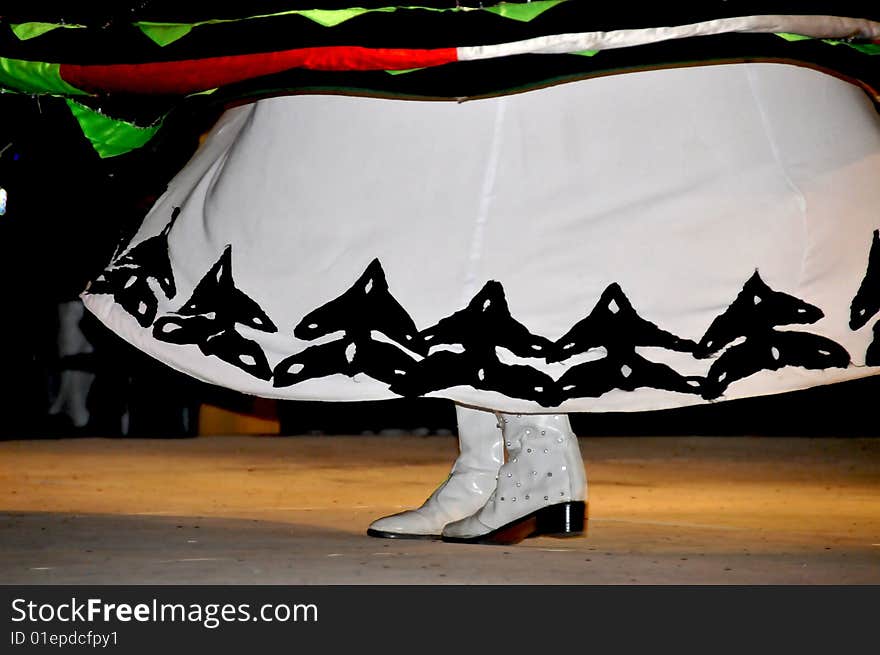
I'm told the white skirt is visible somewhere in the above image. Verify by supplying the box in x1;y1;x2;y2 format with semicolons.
83;62;880;413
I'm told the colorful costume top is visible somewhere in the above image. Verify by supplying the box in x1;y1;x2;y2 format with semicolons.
0;2;878;156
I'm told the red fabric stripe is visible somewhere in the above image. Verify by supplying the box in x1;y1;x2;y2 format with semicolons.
60;46;459;95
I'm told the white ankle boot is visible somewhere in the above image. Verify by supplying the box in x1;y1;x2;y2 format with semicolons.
367;405;504;539
442;413;587;544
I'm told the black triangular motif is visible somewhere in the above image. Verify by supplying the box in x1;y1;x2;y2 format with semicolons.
176;245;276;333
275;260;422;387
111;206;179;299
140;255;854;405
850;229;880;331
548;283;696;363
89;268;161;328
276;277;561;404
695;272;823;358
293;258;424;354
87;208;179;327
421;281;553;357
392;281;560;405
153;245;275;381
702;332;850;399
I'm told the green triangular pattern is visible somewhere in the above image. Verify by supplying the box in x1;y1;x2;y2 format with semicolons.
776;32;880;55
775;32;813;42
300;8;389;28
130;2;561;46
11;23;59;40
385;67;425;75
847;42;880;55
484;0;565;22
138;23;195;47
821;39;880;55
65;99;163;158
9;22;85;40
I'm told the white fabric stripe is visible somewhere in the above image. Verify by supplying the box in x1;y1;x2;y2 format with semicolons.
457;14;880;60
461;97;506;306
743;66;809;289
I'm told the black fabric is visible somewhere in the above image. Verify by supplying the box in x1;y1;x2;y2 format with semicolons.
398;280;559;405
274;259;424;388
1;1;518;23
3;2;877;39
866;322;880;365
153;245;276;380
850;229;880;331
2;6;878;64
696;271;824;357
704;331;850;399
697;272;850;399
87;208;178;327
550;283;702;400
268;262;850;405
549;283;696;361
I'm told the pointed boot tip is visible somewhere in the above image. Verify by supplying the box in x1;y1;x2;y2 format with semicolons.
366;528;440;540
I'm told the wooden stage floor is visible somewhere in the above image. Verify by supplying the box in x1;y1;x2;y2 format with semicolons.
1;435;878;584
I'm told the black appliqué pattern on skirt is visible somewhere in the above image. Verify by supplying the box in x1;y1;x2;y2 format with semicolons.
86;208;179;328
153;245;277;380
848;229;880;366
393;279;559;405
101;250;855;405
273;259;426;388
697;271;849;399
850;229;880;331
549;283;703;400
695;271;823;358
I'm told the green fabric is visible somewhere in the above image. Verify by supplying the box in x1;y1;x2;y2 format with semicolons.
775;32;813;42
846;42;880;55
137;23;195;47
65;99;163;158
299;8;395;28
0;57;86;95
134;2;564;46
484;0;566;22
9;22;83;40
822;39;880;55
777;33;880;55
136;9;392;46
385;67;425;75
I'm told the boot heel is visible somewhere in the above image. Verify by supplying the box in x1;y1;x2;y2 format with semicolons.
535;501;587;537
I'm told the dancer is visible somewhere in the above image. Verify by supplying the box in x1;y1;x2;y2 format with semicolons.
0;6;849;545
80;63;880;545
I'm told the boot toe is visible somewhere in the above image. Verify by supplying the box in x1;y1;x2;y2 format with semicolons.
367;510;440;538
